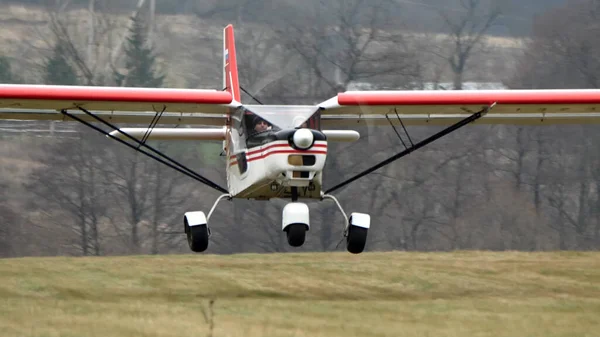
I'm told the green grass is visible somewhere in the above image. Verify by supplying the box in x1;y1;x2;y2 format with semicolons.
1;251;600;337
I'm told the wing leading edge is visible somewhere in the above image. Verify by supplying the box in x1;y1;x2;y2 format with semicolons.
0;84;237;125
318;89;600;126
5;86;600;126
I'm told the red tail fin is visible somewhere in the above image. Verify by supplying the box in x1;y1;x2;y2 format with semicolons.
223;25;241;103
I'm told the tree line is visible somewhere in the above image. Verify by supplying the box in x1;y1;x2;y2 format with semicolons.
1;0;600;257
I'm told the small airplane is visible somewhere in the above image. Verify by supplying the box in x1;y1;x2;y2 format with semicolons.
2;25;600;254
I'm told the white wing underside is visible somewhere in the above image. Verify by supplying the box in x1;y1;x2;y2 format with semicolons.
320;112;600;126
0;108;228;126
3;108;600;127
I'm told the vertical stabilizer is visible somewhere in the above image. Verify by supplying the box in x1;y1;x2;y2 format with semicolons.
223;24;241;103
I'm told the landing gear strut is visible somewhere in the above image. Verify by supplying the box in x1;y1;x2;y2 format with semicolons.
323;194;370;254
184;193;231;252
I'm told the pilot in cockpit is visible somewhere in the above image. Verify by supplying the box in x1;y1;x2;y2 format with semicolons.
247;115;275;148
252;116;272;133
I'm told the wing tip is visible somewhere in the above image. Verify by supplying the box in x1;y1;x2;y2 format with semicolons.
318;96;340;110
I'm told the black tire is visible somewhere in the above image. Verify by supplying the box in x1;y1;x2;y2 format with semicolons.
286;224;307;247
346;225;368;254
187;224;209;252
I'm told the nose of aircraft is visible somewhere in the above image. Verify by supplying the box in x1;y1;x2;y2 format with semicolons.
292;128;315;149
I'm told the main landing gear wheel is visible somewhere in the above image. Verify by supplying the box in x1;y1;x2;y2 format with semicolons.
286;224;307;247
346;225;368;254
322;195;371;254
183;194;231;253
186;220;209;253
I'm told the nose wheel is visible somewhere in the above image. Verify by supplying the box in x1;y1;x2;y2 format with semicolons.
282;202;310;248
285;223;308;247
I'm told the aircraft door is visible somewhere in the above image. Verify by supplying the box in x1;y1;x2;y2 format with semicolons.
231;107;249;176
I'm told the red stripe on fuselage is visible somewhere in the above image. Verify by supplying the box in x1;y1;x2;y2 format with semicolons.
229;149;327;167
229;142;327;159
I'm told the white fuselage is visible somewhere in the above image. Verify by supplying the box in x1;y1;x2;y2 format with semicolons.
226;138;327;199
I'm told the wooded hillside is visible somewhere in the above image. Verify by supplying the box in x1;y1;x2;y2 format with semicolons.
2;0;600;257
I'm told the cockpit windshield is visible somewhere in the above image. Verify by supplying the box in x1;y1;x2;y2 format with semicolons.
241;106;321;148
244;105;319;130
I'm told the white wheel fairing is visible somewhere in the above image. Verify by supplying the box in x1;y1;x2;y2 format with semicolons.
282;202;310;231
349;212;370;229
184;211;207;227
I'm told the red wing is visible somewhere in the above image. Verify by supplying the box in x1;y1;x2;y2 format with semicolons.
0;84;236;125
319;90;600;126
0;84;233;112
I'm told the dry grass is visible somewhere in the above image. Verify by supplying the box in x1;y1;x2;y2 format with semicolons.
1;251;600;337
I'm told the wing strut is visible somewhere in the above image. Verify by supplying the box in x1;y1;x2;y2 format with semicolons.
394;108;414;146
60;108;229;194
386;110;415;150
138;105;166;148
324;103;496;194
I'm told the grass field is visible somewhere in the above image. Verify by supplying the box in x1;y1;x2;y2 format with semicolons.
1;251;600;337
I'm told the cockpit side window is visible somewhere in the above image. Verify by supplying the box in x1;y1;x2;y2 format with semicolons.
232;108;245;136
295;111;321;130
303;111;321;130
229;107;246;153
229;108;249;175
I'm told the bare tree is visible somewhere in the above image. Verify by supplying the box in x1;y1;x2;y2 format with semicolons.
145;144;200;254
46;7;108;84
25;128;110;256
102;148;154;254
193;0;273;24
21;0;147;86
510;0;600;90
433;0;501;89
0;181;18;257
274;0;421;102
508;0;600;250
